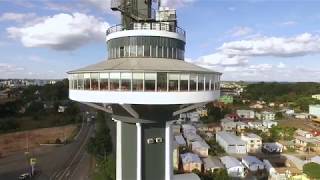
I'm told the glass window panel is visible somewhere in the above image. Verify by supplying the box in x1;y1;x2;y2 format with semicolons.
137;45;143;57
168;73;179;91
180;74;189;91
157;72;167;91
205;75;210;91
152;46;157;58
91;73;99;90
120;47;124;57
157;46;162;58
145;73;156;91
84;73;90;90
173;48;177;59
132;73;144;91
130;45;137;57
100;73;109;90
163;47;168;58
110;73;120;90
168;47;172;59
144;45;150;57
210;75;215;90
77;74;84;90
198;74;204;91
124;46;129;57
190;74;197;91
121;73;132;91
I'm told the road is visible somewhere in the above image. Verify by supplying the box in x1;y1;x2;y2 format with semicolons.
0;123;93;180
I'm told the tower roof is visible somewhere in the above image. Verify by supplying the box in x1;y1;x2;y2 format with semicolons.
68;58;221;74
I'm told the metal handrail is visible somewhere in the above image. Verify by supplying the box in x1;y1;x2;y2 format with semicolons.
106;22;186;37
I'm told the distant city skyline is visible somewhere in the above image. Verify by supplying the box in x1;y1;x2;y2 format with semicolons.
0;0;320;82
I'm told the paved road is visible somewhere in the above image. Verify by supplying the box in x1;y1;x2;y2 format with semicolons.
0;123;93;180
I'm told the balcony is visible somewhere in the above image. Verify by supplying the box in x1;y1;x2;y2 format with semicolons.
106;22;186;37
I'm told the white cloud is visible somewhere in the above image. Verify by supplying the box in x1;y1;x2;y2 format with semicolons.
0;63;24;73
7;13;110;51
229;26;253;37
0;12;36;22
280;21;297;26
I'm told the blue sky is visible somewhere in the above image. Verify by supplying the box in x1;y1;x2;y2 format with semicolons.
0;0;320;82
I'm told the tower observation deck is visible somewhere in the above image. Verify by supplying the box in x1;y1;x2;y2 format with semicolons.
68;0;221;180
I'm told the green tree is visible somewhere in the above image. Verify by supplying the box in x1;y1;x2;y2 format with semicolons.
303;163;320;179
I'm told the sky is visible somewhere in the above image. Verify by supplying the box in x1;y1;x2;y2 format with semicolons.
0;0;320;82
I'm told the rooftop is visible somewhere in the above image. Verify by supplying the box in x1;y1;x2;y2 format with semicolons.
192;140;210;149
181;153;202;164
203;156;225;170
220;156;243;169
175;135;187;146
216;131;246;145
68;58;220;74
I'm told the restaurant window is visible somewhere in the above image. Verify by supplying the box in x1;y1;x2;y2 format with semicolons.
210;75;215;90
144;45;151;57
77;74;84;90
168;73;179;91
173;48;177;59
132;73;144;91
190;74;197;91
145;73;156;91
157;72;167;91
137;45;143;57
110;73;120;90
157;46;163;58
130;45;137;57
124;46;129;57
168;47;173;59
84;73;90;90
198;74;204;91
121;72;132;91
152;46;157;58
205;74;210;91
120;46;124;57
91;73;99;90
163;47;168;58
180;74;189;91
100;73;109;90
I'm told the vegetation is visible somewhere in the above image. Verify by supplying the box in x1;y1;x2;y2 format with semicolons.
207;139;225;156
87;111;115;180
201;104;231;124
243;82;320;111
0;79;81;134
303;162;320;179
193;169;230;180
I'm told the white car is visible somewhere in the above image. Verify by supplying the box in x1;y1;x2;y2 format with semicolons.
18;173;31;180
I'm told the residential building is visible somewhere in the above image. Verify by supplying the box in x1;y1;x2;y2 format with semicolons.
250;104;263;109
220;118;248;132
262;142;283;153
220;156;245;178
184;132;203;146
284;109;295;115
309;105;320;118
181;153;202;173
196;108;208;117
236;109;255;119
173;173;201;180
294;135;320;152
191;140;210;157
312;94;320;100
262;120;278;128
241;133;262;153
257;111;275;121
310;156;320;164
203;156;225;173
172;125;181;135
173;141;179;170
182;124;197;134
216;131;247;154
294;113;311;119
248;121;263;129
296;129;313;138
175;135;187;147
241;156;264;172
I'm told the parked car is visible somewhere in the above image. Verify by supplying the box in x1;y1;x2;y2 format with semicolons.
18;173;31;180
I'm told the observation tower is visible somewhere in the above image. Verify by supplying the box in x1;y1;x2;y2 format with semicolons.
68;0;221;180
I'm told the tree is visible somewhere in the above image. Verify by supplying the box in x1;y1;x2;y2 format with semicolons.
303;163;320;179
275;112;283;120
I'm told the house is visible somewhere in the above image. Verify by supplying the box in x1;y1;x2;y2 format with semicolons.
58;105;67;113
294;113;311;119
250;103;263;109
173;173;201;180
181;153;202;173
205;132;214;139
189;112;200;123
311;130;320;137
241;133;262;153
241;156;264;172
309;105;320;118
262;120;278;128
196;108;208;117
182;124;197;134
310;155;320;164
216;131;247;154
262;142;283;154
285;109;295;115
296;129;313;138
220;156;245;178
312;94;320;100
219;95;234;104
236;110;255;119
248;121;263;129
256;111;275;121
203;156;225;173
172;125;181;135
175;135;187;147
220;119;248;132
184;132;203;146
294;135;320;152
191;140;210;157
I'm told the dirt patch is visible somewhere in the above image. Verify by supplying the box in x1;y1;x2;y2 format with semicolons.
0;124;78;157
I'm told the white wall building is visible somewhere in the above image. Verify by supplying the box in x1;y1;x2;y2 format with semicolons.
241;156;264;172
262;142;283;153
309;105;320;118
312;94;320;100
216;131;247;154
191;140;210;158
241;133;262;153
220;156;245;178
262;120;278;128
203;156;225;173
236;110;255;119
257;111;275;121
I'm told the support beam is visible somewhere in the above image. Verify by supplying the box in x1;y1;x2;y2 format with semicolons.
121;104;139;118
79;102;113;114
172;102;207;116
